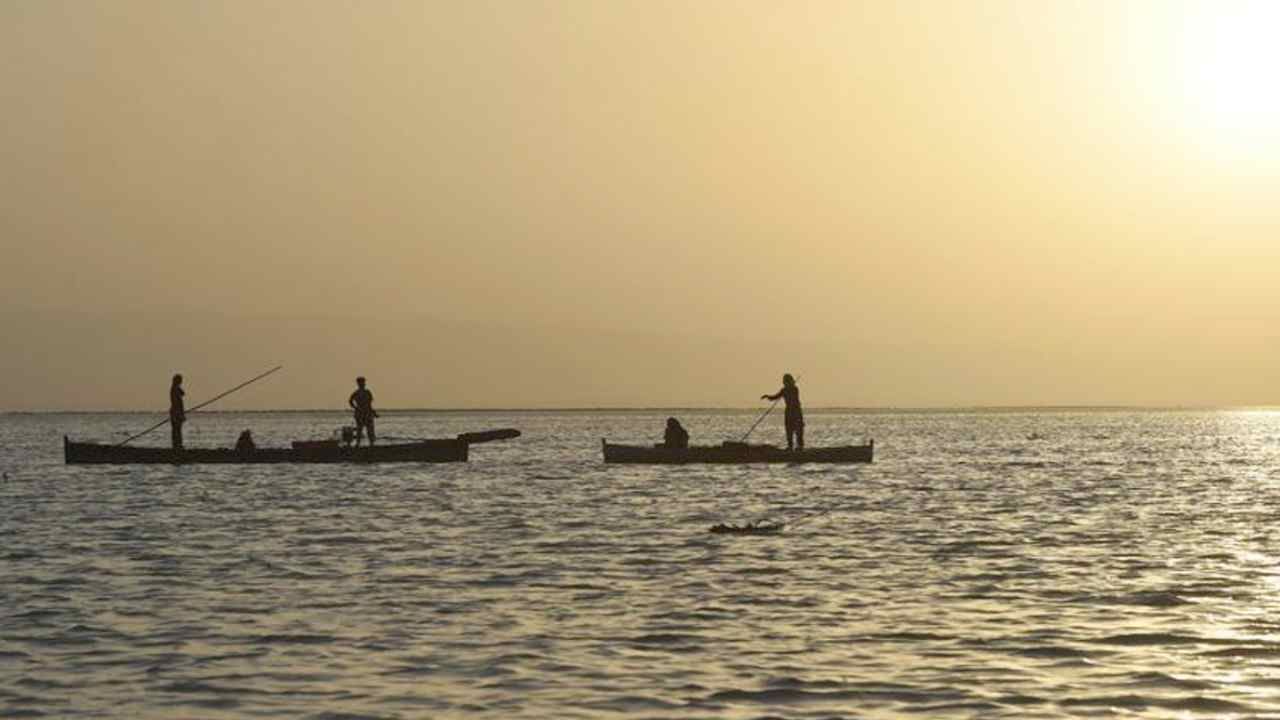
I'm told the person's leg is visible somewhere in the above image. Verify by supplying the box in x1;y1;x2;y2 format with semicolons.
785;419;796;450
367;417;376;445
354;419;365;447
171;419;183;449
796;422;805;451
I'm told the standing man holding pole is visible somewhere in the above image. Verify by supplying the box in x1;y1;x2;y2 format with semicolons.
761;373;804;451
170;374;186;449
115;366;282;448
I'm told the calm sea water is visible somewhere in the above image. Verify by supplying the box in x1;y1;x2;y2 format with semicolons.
3;409;1280;719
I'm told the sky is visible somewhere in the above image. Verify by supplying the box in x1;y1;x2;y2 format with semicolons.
2;0;1278;410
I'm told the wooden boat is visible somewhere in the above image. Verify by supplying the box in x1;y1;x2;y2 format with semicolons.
601;438;873;464
64;429;520;465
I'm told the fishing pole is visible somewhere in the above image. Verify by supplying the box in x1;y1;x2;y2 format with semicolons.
115;365;284;446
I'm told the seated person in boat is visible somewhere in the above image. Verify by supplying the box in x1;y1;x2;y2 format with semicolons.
235;429;256;453
348;376;378;446
662;417;689;449
340;425;357;447
761;373;804;451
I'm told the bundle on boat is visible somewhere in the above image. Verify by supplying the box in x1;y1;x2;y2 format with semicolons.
64;428;521;465
601;439;873;464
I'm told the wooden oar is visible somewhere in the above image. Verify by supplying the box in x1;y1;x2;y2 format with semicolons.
116;365;284;446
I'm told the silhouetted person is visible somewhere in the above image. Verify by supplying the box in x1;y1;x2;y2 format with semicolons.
762;373;804;450
170;374;186;450
235;429;256;453
348;376;378;446
663;417;689;449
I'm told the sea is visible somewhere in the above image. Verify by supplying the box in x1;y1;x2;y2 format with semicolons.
3;408;1280;719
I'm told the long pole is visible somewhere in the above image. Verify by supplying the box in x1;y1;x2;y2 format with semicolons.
740;374;800;443
116;365;284;446
740;396;781;443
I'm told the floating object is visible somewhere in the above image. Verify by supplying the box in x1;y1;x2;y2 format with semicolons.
602;439;873;464
64;429;520;465
709;522;785;535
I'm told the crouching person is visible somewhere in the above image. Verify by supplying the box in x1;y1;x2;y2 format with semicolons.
663;417;689;449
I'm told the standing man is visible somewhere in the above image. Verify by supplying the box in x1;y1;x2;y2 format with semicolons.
761;373;804;451
349;376;378;446
170;373;186;449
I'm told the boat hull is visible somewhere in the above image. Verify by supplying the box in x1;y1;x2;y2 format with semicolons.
601;439;873;464
65;437;468;464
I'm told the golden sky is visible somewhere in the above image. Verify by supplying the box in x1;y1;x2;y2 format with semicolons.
2;1;1277;409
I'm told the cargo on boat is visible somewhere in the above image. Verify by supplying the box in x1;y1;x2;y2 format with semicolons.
64;429;520;465
601;439;873;464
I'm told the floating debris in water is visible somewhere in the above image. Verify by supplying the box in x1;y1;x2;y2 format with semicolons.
709;522;784;535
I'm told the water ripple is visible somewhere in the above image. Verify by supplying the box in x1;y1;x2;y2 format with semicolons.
3;409;1280;718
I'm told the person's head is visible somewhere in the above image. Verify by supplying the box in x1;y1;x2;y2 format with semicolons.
172;373;183;386
667;417;681;428
783;373;795;387
356;376;366;388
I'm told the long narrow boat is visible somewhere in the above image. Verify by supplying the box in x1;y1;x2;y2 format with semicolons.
64;429;520;465
601;438;873;465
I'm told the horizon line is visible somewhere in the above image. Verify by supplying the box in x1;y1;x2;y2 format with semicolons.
4;404;1279;415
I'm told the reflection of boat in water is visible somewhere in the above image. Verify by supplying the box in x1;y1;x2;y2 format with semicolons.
64;429;520;465
601;439;873;464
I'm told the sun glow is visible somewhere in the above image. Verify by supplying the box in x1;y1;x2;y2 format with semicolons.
1173;1;1280;151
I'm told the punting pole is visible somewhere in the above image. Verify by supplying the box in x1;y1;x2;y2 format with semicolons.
115;365;284;446
740;396;781;443
740;374;799;443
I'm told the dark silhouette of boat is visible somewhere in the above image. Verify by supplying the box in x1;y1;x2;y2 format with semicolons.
64;429;520;465
601;439;873;464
